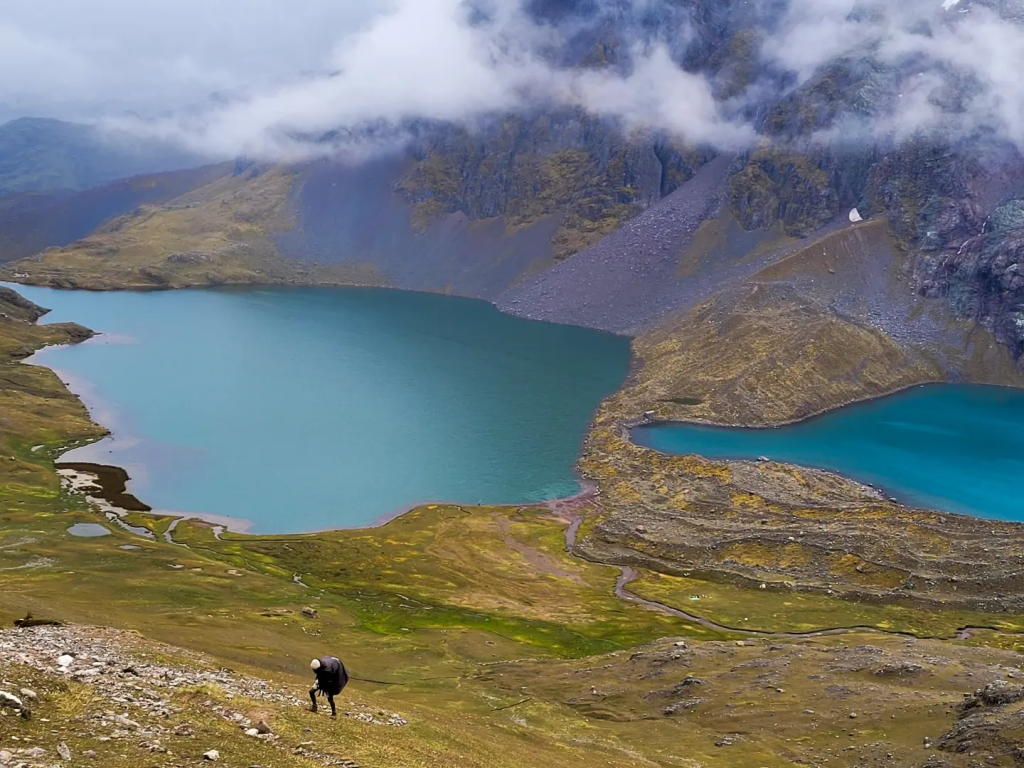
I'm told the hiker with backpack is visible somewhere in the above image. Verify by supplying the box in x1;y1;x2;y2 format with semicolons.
309;655;349;717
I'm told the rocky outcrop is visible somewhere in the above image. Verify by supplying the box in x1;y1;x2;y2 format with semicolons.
0;285;48;322
938;681;1024;763
919;198;1024;359
396;113;710;261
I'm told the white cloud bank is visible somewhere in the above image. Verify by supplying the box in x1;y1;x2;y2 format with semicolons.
4;0;1024;159
762;0;1024;145
107;0;751;160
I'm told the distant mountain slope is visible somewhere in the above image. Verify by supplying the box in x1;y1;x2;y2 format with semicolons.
0;163;235;264
0;162;381;289
0;112;707;296
0;117;204;195
3;1;1024;374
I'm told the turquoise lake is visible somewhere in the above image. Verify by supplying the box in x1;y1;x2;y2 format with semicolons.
634;384;1024;522
10;284;631;533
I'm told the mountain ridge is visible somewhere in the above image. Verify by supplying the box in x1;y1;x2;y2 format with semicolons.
0;117;205;196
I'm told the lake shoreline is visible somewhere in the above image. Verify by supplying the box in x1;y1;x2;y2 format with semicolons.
10;282;1024;614
22;280;1024;539
17;283;624;537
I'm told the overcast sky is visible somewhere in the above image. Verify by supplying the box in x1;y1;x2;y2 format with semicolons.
0;0;385;120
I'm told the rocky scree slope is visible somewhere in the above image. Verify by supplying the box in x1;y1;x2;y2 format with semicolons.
4;1;1024;369
0;625;397;768
6;624;1024;768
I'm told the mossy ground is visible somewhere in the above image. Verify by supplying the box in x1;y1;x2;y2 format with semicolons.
0;166;384;291
3;288;1024;765
629;570;1024;643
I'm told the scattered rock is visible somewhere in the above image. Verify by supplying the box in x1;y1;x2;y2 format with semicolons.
874;662;924;676
166;251;212;264
115;713;141;729
203;749;221;761
57;743;71;761
961;680;1024;711
301;607;319;619
664;697;708;715
0;690;29;719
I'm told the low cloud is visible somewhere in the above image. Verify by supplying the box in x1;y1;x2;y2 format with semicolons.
761;0;1024;146
112;0;752;160
0;0;382;122
6;0;1024;160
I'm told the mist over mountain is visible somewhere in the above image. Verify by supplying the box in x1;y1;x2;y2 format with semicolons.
86;0;1024;162
4;0;1023;164
4;0;1024;361
0;117;204;195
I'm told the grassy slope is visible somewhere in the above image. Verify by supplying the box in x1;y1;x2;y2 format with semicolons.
0;165;383;290
2;289;1023;765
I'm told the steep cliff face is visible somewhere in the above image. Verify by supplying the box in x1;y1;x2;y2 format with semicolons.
396;113;710;261
919;198;1024;358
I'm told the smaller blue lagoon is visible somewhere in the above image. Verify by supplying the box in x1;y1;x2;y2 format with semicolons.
67;523;111;537
633;384;1024;522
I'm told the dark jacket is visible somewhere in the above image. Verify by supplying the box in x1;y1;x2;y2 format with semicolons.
314;656;349;696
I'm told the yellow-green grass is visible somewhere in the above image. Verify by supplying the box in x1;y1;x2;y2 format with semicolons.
0;631;707;768
628;570;1024;641
175;504;729;657
1;166;385;290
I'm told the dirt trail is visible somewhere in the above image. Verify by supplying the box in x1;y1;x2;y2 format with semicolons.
154;484;1004;643
560;509;1000;641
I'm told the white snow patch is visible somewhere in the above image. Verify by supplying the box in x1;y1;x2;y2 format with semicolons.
849;208;864;223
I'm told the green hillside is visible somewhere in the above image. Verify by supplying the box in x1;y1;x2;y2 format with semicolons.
0;117;203;196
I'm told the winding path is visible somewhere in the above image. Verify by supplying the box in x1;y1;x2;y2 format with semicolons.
155;485;1000;642
559;506;995;641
